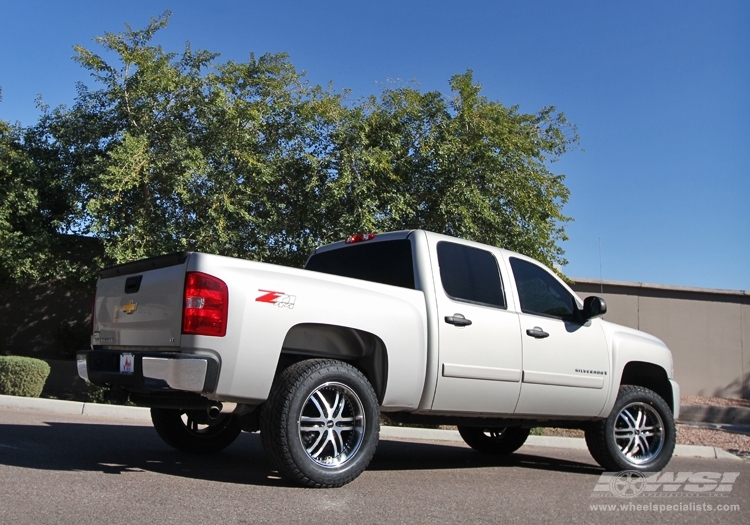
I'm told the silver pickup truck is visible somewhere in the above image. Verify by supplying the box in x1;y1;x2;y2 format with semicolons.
78;230;680;487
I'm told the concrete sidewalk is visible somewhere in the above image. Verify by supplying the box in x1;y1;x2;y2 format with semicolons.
0;394;741;461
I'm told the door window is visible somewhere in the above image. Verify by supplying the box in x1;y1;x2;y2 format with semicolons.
509;257;576;318
437;242;505;308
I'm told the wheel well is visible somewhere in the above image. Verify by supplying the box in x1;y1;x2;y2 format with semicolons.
620;361;674;413
278;323;388;403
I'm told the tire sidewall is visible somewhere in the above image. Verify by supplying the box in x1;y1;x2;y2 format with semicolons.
604;387;676;471
272;360;380;486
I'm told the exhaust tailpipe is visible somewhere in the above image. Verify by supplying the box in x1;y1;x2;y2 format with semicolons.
207;402;237;420
207;403;222;420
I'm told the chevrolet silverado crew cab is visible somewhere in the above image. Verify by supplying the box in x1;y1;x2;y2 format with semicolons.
78;230;680;487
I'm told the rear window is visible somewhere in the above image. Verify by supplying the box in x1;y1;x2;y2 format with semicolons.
305;239;415;289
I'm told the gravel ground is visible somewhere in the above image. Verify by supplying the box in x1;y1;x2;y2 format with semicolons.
675;424;750;453
677;395;750;455
681;395;750;408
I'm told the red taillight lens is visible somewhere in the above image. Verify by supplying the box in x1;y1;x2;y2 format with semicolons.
182;272;229;337
345;233;376;244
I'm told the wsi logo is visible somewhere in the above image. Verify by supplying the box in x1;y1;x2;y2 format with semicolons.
256;290;296;309
592;471;740;499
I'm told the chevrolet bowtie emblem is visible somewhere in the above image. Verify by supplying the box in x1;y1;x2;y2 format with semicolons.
122;301;138;315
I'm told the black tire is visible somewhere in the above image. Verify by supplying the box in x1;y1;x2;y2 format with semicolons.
457;426;530;455
260;359;380;488
585;385;676;472
151;408;241;454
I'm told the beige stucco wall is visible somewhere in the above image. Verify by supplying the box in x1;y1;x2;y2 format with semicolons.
572;279;749;400
743;301;749;398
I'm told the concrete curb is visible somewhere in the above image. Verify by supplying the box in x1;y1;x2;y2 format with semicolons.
0;394;151;420
0;395;742;461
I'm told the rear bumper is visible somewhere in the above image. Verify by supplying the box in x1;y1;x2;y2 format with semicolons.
77;350;220;394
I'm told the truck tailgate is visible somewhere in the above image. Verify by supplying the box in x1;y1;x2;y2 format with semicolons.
93;253;190;348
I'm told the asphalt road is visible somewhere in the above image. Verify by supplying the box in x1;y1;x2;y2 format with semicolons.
0;406;748;525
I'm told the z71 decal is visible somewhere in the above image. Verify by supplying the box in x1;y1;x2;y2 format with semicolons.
256;290;297;309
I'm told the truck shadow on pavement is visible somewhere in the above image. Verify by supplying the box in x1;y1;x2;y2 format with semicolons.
371;438;602;476
0;422;602;487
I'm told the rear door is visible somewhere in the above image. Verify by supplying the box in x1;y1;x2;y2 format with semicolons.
430;241;523;415
93;253;190;348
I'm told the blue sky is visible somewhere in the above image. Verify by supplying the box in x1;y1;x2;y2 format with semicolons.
2;1;748;290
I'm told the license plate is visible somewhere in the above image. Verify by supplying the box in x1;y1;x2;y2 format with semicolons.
119;353;135;374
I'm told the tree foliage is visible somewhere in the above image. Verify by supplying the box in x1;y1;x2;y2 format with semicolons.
0;12;576;284
0;118;96;283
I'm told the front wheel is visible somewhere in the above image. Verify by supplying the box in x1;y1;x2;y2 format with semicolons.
457;426;530;455
150;408;241;454
260;359;380;488
585;385;676;471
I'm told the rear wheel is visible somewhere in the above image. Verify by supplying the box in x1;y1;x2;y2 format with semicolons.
260;359;380;488
151;408;241;454
585;385;675;471
457;426;530;455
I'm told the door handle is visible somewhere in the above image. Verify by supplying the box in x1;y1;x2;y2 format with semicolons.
445;314;472;327
526;327;549;339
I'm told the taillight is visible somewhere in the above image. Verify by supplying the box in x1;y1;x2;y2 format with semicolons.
345;233;376;244
182;272;229;337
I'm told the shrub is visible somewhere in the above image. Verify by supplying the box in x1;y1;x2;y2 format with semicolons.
0;356;51;397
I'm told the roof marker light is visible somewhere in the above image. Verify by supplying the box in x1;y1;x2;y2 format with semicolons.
345;233;376;244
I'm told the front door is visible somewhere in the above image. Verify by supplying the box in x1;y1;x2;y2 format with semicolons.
509;256;610;417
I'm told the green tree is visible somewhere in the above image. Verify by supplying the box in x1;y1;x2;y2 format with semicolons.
0;115;96;283
0;118;43;282
2;12;577;281
318;72;574;268
66;12;341;268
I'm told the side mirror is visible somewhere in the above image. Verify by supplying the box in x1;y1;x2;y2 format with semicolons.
581;296;607;320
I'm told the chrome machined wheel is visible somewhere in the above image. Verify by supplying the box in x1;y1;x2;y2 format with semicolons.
261;359;380;487
298;381;366;468
613;401;665;465
585;385;676;472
